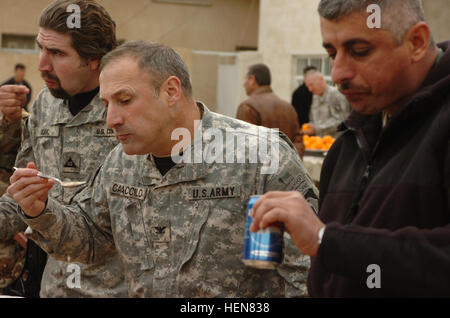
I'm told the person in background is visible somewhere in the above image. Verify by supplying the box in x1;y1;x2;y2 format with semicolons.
303;71;349;137
291;66;317;128
0;107;28;296
1;64;32;112
237;63;305;158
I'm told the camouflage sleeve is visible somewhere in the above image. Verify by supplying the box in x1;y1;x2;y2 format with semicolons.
314;90;349;136
14;112;35;168
263;135;319;297
264;134;319;211
314;111;343;136
0;112;35;240
0;199;27;241
18;166;116;264
0;119;21;153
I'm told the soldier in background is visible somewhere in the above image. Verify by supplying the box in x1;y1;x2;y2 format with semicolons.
0;0;127;297
0;110;27;195
9;41;319;297
303;71;349;137
0;106;28;295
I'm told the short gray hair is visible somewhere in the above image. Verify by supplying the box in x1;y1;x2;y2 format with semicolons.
318;0;433;45
100;41;192;97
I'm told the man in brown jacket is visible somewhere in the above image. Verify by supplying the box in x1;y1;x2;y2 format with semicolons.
236;64;304;158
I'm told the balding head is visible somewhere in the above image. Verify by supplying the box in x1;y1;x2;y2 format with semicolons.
305;72;327;96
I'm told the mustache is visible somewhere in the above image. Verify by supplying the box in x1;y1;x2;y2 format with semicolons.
41;71;60;83
337;81;370;94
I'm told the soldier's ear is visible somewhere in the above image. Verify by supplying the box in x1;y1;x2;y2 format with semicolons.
88;59;100;71
161;76;182;106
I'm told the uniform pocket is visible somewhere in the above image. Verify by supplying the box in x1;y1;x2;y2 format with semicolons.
118;200;153;277
177;201;246;296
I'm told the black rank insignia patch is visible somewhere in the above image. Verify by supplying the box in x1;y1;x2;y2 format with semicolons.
62;152;81;173
150;219;171;242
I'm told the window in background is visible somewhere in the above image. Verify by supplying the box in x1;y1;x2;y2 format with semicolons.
294;56;332;86
1;34;38;53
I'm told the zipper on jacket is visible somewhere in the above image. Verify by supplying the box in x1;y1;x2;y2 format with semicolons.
343;125;379;223
344;162;373;223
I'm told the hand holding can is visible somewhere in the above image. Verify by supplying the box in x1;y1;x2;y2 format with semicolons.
242;195;283;270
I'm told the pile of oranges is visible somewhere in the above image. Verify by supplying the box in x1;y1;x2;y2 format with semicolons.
303;135;335;151
301;124;335;151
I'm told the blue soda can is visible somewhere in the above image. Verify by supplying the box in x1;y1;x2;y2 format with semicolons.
242;195;284;269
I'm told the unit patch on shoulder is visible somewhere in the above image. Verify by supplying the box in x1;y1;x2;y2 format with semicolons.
62;152;81;173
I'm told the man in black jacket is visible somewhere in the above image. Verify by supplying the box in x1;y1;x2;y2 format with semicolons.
291;66;317;127
1;64;32;112
250;0;450;297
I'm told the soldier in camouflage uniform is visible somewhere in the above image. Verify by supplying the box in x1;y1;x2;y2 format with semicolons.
9;42;319;297
304;71;350;137
0;111;27;293
0;0;127;297
0;112;26;195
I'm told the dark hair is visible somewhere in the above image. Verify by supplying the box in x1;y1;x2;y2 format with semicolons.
100;41;193;97
247;64;271;86
39;0;117;61
303;65;317;75
14;63;26;70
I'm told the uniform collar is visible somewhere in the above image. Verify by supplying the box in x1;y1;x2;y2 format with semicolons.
140;102;212;187
49;93;107;127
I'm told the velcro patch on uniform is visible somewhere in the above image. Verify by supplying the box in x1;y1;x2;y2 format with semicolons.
62;152;81;173
188;185;240;200
150;219;170;242
37;126;59;137
110;182;147;200
93;125;115;137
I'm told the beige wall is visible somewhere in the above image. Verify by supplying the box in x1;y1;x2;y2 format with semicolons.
189;50;262;116
102;0;259;52
191;52;219;111
423;0;450;44
0;0;259;110
258;0;322;102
